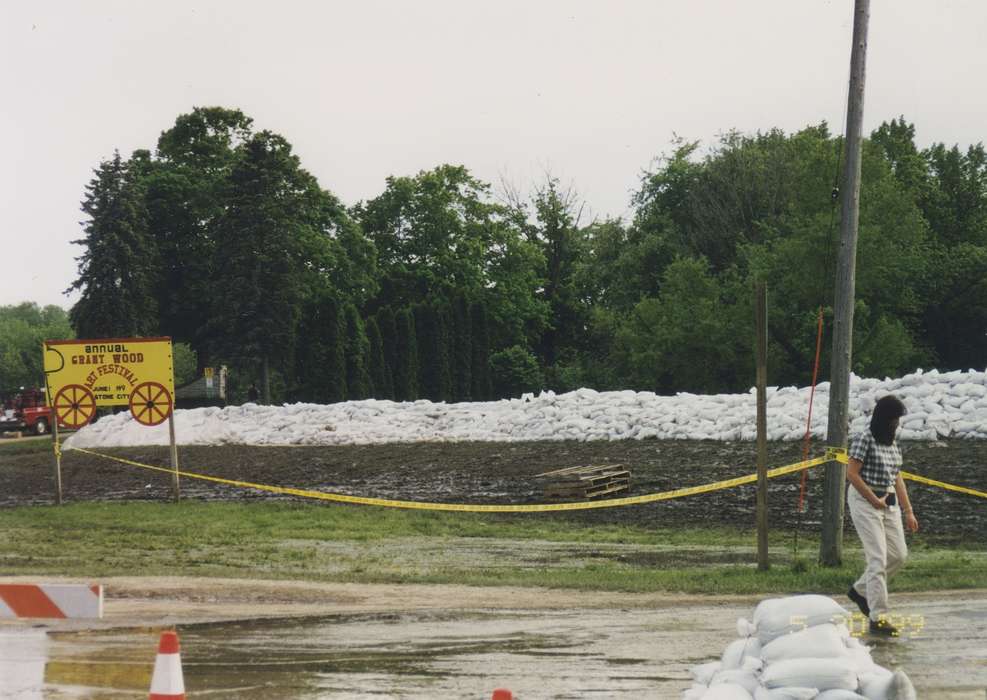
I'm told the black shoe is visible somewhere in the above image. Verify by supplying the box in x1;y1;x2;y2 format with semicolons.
869;618;899;637
848;586;870;617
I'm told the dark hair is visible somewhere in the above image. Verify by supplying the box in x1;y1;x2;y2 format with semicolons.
870;395;906;445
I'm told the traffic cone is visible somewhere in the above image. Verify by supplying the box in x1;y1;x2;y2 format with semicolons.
492;689;513;700
148;630;185;699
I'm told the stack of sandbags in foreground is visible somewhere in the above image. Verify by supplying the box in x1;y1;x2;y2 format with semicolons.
682;595;917;700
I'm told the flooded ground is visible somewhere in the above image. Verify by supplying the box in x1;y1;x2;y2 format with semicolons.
2;588;986;699
3;439;986;542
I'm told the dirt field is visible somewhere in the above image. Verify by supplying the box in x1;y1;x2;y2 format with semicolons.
3;438;985;540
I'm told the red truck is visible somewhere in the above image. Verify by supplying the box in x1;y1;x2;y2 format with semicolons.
0;388;53;435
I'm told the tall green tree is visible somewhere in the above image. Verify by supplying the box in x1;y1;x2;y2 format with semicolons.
343;303;371;399
451;293;472;401
629;124;936;388
366;316;393;399
922;142;987;247
394;307;419;401
322;295;348;403
414;303;451;402
295;292;347;402
209;132;321;401
356;165;548;349
146;108;255;358
376;307;399;395
870;117;930;201
634;127;838;273
69;152;159;338
470;300;492;401
509;177;591;370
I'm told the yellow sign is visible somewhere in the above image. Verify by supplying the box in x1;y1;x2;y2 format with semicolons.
43;337;175;428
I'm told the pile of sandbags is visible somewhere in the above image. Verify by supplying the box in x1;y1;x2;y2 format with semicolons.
683;595;917;700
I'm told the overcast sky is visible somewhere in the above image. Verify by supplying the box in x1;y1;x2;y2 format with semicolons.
3;0;986;309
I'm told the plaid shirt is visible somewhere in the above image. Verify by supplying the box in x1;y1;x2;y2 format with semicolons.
849;429;902;492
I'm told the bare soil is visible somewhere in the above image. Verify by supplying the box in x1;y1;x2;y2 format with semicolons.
2;439;985;541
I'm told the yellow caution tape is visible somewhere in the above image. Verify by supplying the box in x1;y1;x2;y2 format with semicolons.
826;446;984;500
68;446;833;512
902;471;987;500
827;447;849;463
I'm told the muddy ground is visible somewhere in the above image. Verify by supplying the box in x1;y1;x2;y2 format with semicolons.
2;439;984;540
3;577;986;698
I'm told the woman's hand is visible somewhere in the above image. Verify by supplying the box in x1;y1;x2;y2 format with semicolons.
870;496;888;510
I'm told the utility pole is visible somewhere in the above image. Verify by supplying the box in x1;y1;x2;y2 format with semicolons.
821;0;870;567
755;281;769;571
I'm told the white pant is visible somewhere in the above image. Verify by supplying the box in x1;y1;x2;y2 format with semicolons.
847;487;908;620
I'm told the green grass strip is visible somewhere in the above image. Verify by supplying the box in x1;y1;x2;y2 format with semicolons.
1;501;984;595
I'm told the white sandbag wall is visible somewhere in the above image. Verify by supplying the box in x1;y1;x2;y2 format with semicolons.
66;368;987;448
683;595;917;700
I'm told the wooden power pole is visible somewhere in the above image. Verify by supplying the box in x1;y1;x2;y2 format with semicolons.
755;281;769;571
821;0;871;567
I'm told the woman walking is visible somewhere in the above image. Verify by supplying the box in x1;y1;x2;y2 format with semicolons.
845;395;920;636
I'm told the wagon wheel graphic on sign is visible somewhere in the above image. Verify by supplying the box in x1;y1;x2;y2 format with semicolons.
53;384;97;429
129;381;173;426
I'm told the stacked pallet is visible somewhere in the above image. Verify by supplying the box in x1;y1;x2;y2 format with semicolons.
537;464;631;500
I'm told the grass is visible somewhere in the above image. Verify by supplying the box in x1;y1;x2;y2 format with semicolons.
0;435;56;455
1;501;984;595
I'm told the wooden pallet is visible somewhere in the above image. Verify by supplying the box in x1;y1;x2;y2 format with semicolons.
536;464;631;500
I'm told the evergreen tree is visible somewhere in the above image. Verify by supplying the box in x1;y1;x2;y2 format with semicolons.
376;307;399;391
414;303;451;401
394;307;419;401
148;108;254;360
451;293;472;401
470;300;492;401
343;302;371;399
323;296;348;402
293;298;321;403
209;132;318;401
523;177;590;368
295;291;347;402
69;152;159;338
438;302;454;400
366;316;393;399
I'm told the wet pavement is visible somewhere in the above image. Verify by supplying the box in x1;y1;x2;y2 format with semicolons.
3;592;986;699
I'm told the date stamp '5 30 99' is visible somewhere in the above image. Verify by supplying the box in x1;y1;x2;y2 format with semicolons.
790;612;925;638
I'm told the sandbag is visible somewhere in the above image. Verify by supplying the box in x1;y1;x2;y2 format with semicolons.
740;596;850;644
684;684;709;700
760;623;849;663
754;686;819;699
722;637;763;670
698;684;755;700
692;661;723;685
858;669;916;700
711;668;759;694
761;657;858;692
815;692;868;700
845;646;879;675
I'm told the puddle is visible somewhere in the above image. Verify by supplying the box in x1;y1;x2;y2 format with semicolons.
5;595;987;698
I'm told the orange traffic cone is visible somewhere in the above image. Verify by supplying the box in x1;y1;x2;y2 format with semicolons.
492;690;513;700
149;630;185;699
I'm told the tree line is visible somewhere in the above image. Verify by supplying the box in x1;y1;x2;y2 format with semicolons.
63;108;987;403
